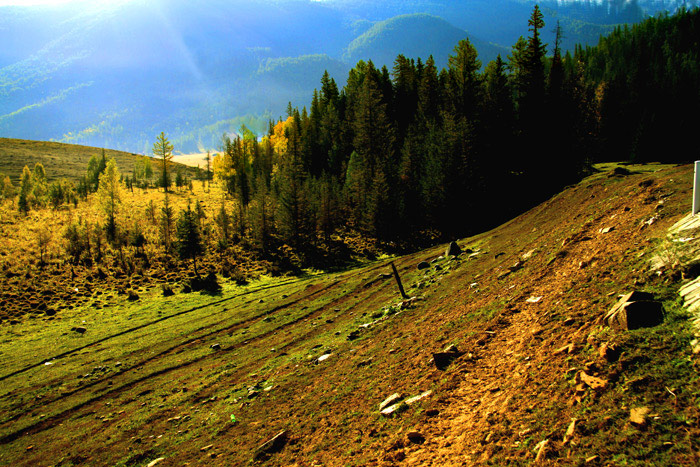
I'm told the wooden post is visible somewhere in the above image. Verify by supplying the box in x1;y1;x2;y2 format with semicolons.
390;262;408;299
694;161;700;215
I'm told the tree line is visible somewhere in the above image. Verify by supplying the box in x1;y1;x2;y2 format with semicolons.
3;6;698;276
211;5;592;254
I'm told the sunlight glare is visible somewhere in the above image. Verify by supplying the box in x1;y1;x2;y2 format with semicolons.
0;0;110;6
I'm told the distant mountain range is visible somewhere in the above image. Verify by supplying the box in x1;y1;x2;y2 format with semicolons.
0;0;693;154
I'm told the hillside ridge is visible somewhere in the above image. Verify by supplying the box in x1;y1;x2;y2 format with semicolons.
1;162;699;465
0;137;194;183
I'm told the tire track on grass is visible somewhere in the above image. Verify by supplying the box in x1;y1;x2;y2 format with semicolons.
0;260;397;444
0;279;302;382
0;274;386;445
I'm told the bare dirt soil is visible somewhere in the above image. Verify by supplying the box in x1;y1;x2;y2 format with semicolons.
1;163;699;466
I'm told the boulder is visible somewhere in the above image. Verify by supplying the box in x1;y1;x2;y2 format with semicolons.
417;261;430;270
605;292;664;330
432;349;463;370
445;241;462;257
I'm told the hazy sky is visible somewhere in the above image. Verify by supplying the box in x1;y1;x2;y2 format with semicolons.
0;0;99;5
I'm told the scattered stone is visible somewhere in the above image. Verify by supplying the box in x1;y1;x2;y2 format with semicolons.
254;430;288;460
605;291;664;330
554;343;578;355
347;330;361;341
598;343;621;362
445;241;462;257
72;326;87;334
599;227;615;234
399;296;422;310
534;439;549;462
357;358;373;368
578;371;607;391
200;444;214;452
563;418;577;444
417;261;430;270
497;270;511;280
526;296;543;304
404;390;432;406
432;347;463;370
522;249;536;260
146;459;165;467
315;354;332;364
509;261;524;272
210;343;221;351
379;393;403;411
381;402;408;417
406;431;426;444
630;406;651;427
586;455;599;463
612;166;631;176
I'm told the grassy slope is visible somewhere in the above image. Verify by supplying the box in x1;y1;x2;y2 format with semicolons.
1;162;699;466
0;138;196;183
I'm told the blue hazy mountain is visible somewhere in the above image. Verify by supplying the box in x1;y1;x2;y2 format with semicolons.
0;0;683;153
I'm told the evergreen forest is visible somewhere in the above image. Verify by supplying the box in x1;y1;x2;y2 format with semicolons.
2;6;699;272
206;7;700;253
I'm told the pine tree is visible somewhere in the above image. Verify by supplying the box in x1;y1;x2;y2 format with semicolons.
153;132;174;193
97;159;121;241
160;194;175;255
214;202;232;251
203;151;212;192
1;175;15;201
18;165;32;214
417;55;441;122
483;55;516;179
176;203;204;277
249;174;274;254
31;163;48;207
446;38;483;120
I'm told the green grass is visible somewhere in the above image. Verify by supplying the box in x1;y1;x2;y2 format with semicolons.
0;137;196;183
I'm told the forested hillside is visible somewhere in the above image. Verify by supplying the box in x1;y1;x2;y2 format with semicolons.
0;7;697;281
579;9;700;162
0;0;676;153
206;6;700;254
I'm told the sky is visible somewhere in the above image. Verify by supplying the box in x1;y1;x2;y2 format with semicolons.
0;0;102;5
0;0;73;4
